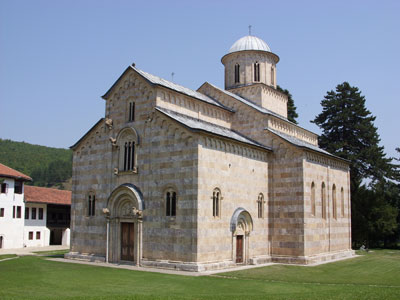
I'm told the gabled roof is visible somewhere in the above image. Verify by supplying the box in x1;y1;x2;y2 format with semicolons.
0;163;32;181
24;186;71;205
102;65;233;112
202;82;289;120
156;107;271;152
70;118;105;150
200;82;318;136
265;128;349;163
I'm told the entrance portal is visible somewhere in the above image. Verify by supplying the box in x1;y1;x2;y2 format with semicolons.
121;223;134;261
230;208;253;265
236;235;243;263
105;183;144;264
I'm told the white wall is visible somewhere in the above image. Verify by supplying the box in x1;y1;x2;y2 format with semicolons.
24;203;50;247
0;178;25;249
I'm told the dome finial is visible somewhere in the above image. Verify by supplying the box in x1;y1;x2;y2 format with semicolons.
248;25;252;36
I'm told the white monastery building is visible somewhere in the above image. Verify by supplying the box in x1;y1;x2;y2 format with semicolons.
0;163;71;249
67;35;354;271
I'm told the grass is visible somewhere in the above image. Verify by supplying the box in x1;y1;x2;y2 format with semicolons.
0;249;399;299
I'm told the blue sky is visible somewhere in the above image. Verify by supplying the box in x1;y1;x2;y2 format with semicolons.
1;0;399;158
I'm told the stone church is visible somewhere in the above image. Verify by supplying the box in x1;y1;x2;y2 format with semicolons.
67;34;354;271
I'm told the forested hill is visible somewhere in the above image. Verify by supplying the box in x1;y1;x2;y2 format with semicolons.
0;139;72;189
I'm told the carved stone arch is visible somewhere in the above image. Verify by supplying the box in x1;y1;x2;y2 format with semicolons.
117;126;140;145
230;208;254;264
180;131;187;140
212;138;217;149
186;136;193;146
173;127;180;138
107;183;144;214
166;123;174;135
116;127;139;172
216;140;221;150
233;211;253;232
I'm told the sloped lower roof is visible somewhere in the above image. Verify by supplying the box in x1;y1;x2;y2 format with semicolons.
102;65;233;112
24;185;71;205
201;82;318;136
0;163;32;181
156;107;271;152
203;82;284;118
265;128;349;162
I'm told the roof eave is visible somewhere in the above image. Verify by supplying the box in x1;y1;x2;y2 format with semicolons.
0;174;32;182
264;128;350;164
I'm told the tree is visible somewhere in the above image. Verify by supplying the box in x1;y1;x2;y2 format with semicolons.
312;82;400;248
277;85;298;124
312;82;397;189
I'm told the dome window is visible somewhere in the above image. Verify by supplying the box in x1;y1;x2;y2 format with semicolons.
254;62;260;82
234;64;240;83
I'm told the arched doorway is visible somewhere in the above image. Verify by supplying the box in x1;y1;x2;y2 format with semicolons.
230;208;253;264
104;183;144;264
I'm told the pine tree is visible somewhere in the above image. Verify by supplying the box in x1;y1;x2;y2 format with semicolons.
312;82;400;247
277;85;298;124
312;82;396;189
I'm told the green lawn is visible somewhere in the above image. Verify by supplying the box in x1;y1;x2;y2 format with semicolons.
0;250;399;299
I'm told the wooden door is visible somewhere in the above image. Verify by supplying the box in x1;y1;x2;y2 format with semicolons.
236;235;243;263
121;222;134;261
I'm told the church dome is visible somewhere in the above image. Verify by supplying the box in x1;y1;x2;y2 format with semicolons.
228;35;271;53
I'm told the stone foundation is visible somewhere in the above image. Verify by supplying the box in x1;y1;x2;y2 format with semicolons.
64;252;106;263
64;250;355;272
271;249;355;265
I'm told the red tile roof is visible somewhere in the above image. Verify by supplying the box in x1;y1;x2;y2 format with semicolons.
0;163;32;181
24;186;71;205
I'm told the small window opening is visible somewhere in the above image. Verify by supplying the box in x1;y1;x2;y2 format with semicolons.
166;190;176;217
212;188;221;218
257;193;264;218
234;64;240;83
254;62;260;82
128;102;135;122
88;193;96;217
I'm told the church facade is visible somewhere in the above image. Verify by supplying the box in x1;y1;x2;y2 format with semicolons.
66;35;354;271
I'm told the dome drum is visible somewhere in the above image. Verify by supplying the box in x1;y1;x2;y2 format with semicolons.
222;35;279;90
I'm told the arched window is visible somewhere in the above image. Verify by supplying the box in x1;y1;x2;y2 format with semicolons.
257;193;264;218
254;62;260;82
213;188;221;218
271;66;275;85
127;101;135;122
123;141;135;171
88;192;96;217
332;184;337;220
234;64;240;83
321;182;326;219
341;187;345;217
117;127;139;173
311;182;316;216
165;189;176;217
